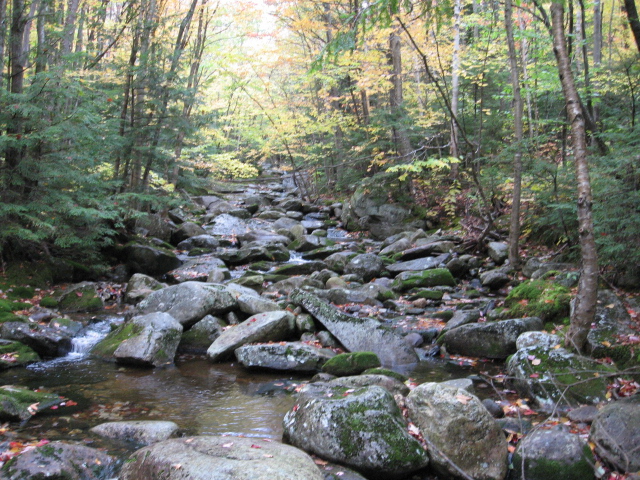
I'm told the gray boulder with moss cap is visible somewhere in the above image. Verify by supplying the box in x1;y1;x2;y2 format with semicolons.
406;382;507;480
289;289;418;367
113;312;183;367
119;435;324;480
283;384;429;479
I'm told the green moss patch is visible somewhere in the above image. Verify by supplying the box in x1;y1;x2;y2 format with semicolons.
505;279;571;322
90;322;143;360
362;367;408;382
39;296;59;308
0;341;40;369
392;268;455;291
322;351;381;376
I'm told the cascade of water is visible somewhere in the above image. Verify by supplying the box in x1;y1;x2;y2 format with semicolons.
69;318;121;356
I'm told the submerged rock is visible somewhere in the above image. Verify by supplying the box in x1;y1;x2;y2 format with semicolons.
283;384;429;479
119;435;324;480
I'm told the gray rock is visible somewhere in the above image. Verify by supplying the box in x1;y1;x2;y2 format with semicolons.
283;384;429;479
590;395;640;472
178;315;226;353
442;317;543;359
125;244;182;276
171;221;207;245
125;273;166;305
205;213;249;236
397;242;454;261
487;242;508;264
238;229;291;246
327;374;410;396
0;322;72;357
568;405;599;424
290;289;419;367
136;282;236;328
441;309;480;334
119;435;324;480
507;345;615;409
440;378;473;391
113;312;183;367
289;234;327;252
0;441;113;480
379;238;412;256
482;399;504;418
165;255;227;283
177;234;220;251
480;270;511;289
406;382;507;480
586;290;636;358
272;261;327;276
207;311;295;362
90;420;178;445
387;254;448;273
235;342;335;372
516;331;562;350
324;252;355;274
513;429;594;480
135;213;175;242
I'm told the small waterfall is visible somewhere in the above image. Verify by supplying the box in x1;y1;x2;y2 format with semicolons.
69;318;119;356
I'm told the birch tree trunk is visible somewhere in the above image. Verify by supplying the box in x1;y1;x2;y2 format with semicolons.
450;0;462;176
551;2;599;353
389;32;412;160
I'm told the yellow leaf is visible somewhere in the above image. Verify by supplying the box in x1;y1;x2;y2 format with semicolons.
601;341;611;347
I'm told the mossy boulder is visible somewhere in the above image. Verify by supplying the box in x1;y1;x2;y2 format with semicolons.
505;279;571;322
57;282;104;313
5;286;35;300
39;296;59;308
512;429;595;480
391;268;455;292
0;312;28;324
322;352;381;376
125;243;182;276
0;321;73;357
283;384;429;479
178;315;226;354
0;340;40;369
0;299;31;313
507;345;616;410
0;385;65;420
362;368;408;383
91;322;145;360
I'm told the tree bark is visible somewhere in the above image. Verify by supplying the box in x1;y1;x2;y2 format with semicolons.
551;2;599;353
624;0;640;53
506;0;524;269
389;31;412;160
0;0;7;89
450;0;462;175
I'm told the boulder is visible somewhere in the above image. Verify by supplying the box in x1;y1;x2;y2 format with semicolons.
391;268;455;291
0;441;113;480
125;243;182;276
441;317;543;359
324;252;355;274
480;270;511;289
207;311;296;361
57;282;105;313
119;435;324;480
136;282;236;328
290;289;418;367
205;213;250;236
590;395;640;472
487;242;508;264
235;342;335;372
507;345;615;409
327;374;409;397
0;340;40;369
386;255;447;273
512;429;595;480
178;315;226;354
0;321;72;357
283;384;429;479
406;382;507;480
90;420;178;445
0;385;65;421
441;309;480;334
164;255;227;283
107;312;183;367
344;254;384;282
218;244;290;265
176;234;220;251
134;213;175;241
288;235;327;252
125;273;166;305
516;331;563;350
171;221;207;245
322;352;381;376
272;261;327;276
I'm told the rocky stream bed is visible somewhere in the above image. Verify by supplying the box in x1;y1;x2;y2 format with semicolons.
0;172;639;480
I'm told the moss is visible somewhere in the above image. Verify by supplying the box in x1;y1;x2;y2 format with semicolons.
432;310;454;321
91;322;143;359
377;289;397;301
505;279;571;322
407;289;444;301
6;286;35;300
0;341;40;368
58;287;103;313
513;443;594;480
322;352;381;376
0;300;31;312
39;296;59;308
0;313;28;324
188;247;214;256
392;268;455;291
1;262;53;288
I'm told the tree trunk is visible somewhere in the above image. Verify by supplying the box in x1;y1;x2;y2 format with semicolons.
450;0;462;175
593;0;602;126
389;32;412;160
61;0;80;57
35;0;48;74
551;2;599;353
0;0;7;89
624;0;640;53
506;0;524;269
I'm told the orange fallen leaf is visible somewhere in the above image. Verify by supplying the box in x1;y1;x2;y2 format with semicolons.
456;394;471;404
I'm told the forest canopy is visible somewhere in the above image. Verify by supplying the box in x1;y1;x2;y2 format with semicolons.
0;0;639;285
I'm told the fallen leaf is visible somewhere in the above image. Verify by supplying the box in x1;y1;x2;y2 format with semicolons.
263;454;274;458
222;442;234;448
456;394;471;404
529;373;540;378
314;459;328;466
250;444;261;449
531;358;541;366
